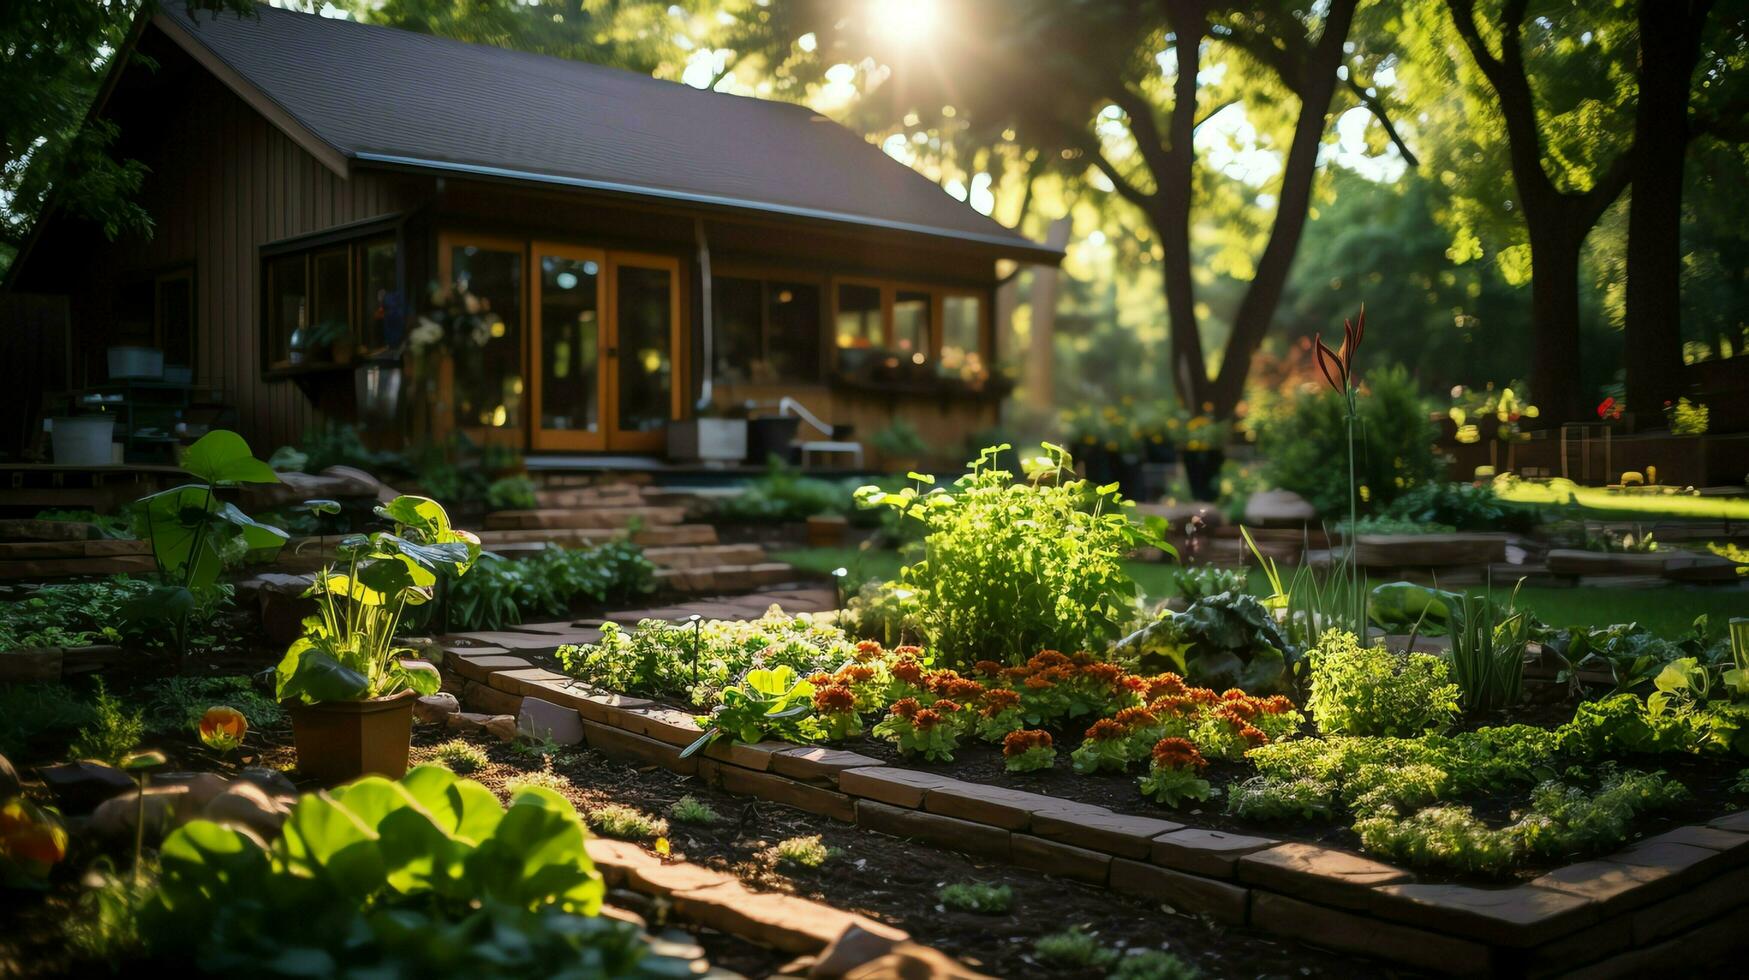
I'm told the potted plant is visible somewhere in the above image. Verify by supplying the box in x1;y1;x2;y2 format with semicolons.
872;419;929;474
274;495;479;784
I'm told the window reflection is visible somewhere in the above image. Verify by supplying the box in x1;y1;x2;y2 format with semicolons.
449;244;523;430
539;254;600;433
940;294;987;386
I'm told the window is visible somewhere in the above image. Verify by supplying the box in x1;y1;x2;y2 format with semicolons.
892;290;931;366
446;241;524;430
830;280;988;385
940;293;987;385
714;275;822;384
261;232;399;374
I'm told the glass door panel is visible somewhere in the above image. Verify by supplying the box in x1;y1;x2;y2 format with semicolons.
440;236;525;440
532;245;606;450
607;255;680;450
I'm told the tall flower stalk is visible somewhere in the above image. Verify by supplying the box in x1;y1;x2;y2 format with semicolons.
1314;306;1366;635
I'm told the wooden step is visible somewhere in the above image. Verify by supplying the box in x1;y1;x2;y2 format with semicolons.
641;543;767;569
477;524;719;548
484;506;688;531
653;562;796;594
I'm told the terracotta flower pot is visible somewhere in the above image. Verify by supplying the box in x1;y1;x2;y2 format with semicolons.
285;690;417;786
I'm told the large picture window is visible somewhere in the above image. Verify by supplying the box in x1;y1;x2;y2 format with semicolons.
714;275;822;384
830;280;987;386
261;230;400;374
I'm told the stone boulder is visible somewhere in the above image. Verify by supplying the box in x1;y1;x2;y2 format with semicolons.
37;761;134;811
1244;489;1318;528
414;692;462;724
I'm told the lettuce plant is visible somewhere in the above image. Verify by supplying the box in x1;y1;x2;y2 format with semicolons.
681;666;817;757
143;766;682;976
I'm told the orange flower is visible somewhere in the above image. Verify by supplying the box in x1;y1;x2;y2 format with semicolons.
813;685;856;713
1218;699;1260;723
836;664;876;685
1187;687;1221;706
1261;695;1296;715
981;688;1021;714
0;798;68;873
1023;673;1056;690
1151;737;1208;771
1002;729;1053;757
1028;650;1071;670
855;640;884;658
890;698;921;719
1112;706;1158;730
808;672;834;688
1084;718;1128;742
943;678;987;701
1146;673;1187;699
912;709;943;731
1239;724;1270;748
893;645;924;659
973;660;1005;677
931;699;962;715
1149;695;1198;718
1221;688;1248;702
1081;662;1122;686
199;705;248;752
923;669;963;694
891;657;926;686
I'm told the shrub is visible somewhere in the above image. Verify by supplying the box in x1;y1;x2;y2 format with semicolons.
939;881;1013;914
1169;565;1248;603
1225;775;1338;821
1033;927;1119;970
586;803;668;841
430;739;489;774
448;541;655;632
1305;630;1459;737
1137;738;1214;807
668;795;720;825
485;475;538;511
140;675;284;736
715;460;849;523
71;679;144;765
1379;481;1540;534
772;835;833;868
1002;729;1056;772
0;682;95;759
857;444;1167;669
871;419;929;461
1116;592;1296;693
1256;364;1440;517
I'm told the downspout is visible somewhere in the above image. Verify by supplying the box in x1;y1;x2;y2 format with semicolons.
694;217;713;411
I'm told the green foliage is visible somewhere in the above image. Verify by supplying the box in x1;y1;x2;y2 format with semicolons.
1367;581;1462;636
871;419;929;460
586;803;668;841
1305;630;1460;737
34;508;134;539
290;421;409;476
64;865;153;964
430;739;489;774
1137;766;1215;808
1033;927;1119;970
1449;587;1530;713
872;703;961;762
715;459;849;523
139;675;284;736
559;610;854;707
276;495;476;704
1225;775;1338;822
142;766;680;976
447;541;655;631
504;769;572;795
1540;622;1706;696
857;445;1168;669
667;795;720;825
772;834;832;868
484;476;538;511
1117;592;1294;693
1255;365;1440;518
1379;482;1542;534
1109;950;1202;980
839;578;928;648
683;666;817;757
938;881;1012;915
70;679;144;765
0;578;157;651
1169;565;1248;603
0;681;95;759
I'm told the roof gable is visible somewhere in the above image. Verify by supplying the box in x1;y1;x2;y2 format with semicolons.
157;3;1055;258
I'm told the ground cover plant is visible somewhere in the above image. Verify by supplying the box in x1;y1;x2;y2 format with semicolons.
445;539;655;631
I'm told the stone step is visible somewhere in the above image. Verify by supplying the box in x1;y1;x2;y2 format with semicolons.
485;506;688;531
653;562;796;594
477;524;719;548
485;541;768;571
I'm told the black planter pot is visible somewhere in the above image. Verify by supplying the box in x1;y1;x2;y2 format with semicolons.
1182;448;1225;501
1113;454;1146;500
1144;440;1178;464
1081;444;1117;485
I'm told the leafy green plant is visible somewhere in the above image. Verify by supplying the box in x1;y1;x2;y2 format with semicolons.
939;881;1013;914
0;681;94;759
682;666;817;757
871;419;929;461
857;444;1170;668
1033;927;1119;970
430;739;489;774
1169;565;1248;603
772;834;833;868
275;495;477;704
1367;581;1462;636
447;541;654;632
1137;738;1215;807
1449;585;1531;713
1117;592;1295;693
485;476;538;511
668;795;720;825
872;698;960;761
1001;729;1055;772
128;430;288;664
1378;481;1541;534
139;675;283;736
715;459;849;523
504;769;572;795
586;803;668;841
1305;630;1459;737
1111;950;1201;980
34;508;134;539
70;678;144;765
1224;775;1338;821
142;767;681;976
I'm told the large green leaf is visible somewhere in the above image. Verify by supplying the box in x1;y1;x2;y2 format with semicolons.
275;640;371;704
357;554;437;595
467;787;601;914
157;820;270;913
278;793;386;900
181;430;280;486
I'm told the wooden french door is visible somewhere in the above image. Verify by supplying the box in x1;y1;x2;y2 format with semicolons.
530;244;682;452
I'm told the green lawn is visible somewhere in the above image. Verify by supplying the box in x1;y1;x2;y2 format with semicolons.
772;546;1746;638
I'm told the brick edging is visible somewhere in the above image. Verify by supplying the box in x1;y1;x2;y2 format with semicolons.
441;647;1749;976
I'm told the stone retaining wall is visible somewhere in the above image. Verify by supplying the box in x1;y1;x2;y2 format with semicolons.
441;644;1749;977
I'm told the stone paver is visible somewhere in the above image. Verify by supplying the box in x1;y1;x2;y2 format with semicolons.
769;746;886;784
487;665;572;696
460;680;522;716
716;766;856;822
1030;807;1183;860
525;678;653;722
581;718;696;776
699;739;789;772
1251;892;1491;976
922;780;1061;831
1628;863;1749;947
516;696;585;745
839;767;954;808
1368;883;1598;946
616;705;704;746
1528;858;1682;913
1151;828;1277;878
1237;842;1413;909
1011;834;1111;885
1109;859;1249;925
855;800;1010;861
1707;810;1749;834
449;653;534;682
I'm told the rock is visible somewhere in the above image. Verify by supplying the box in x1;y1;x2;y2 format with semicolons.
151;772;231;811
89;785;191;841
483;715;519;742
1244;489;1318;527
415;693;461;724
321;465;400;504
810;922;907;977
517;697;584;745
447;711;497;734
235;766;300;803
202;782;290;838
37;761;134;811
0;753;21;798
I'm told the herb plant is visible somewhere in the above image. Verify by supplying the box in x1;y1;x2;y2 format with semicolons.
939;881;1013;914
1305;630;1459;737
586;803;668;841
430;739;489;774
1449;585;1530;713
772;835;833;868
668;796;720;825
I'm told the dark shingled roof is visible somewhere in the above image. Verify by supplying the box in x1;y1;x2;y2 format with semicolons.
159;3;1053;258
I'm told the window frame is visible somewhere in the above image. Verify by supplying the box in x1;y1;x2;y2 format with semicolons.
258;217;402;379
827;276;989;378
712;262;830;384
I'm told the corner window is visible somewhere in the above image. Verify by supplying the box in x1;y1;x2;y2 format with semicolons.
261;233;400;374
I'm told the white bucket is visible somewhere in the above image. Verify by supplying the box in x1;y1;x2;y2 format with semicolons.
50;416;116;466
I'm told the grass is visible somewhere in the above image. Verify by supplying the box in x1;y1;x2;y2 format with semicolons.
1033;927;1119;970
586;802;669;841
939;881;1013;914
430;739;489;774
668;795;721;825
774;546;1745;639
504;769;571;795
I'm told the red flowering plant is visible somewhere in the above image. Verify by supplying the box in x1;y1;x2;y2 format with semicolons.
831;662;887;713
1069;717;1140;774
884;646;932;702
974;687;1027;741
1138;737;1215;807
1002;729;1056;773
812;683;862;741
873;698;962;761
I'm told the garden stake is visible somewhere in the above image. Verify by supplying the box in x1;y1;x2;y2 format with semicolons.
689;614;702;685
832;566;849;615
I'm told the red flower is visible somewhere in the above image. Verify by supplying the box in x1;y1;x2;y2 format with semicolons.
836;664;876;685
1239;724;1270;747
891;657;926;686
1028;650;1071;670
1112;706;1159;730
813;685;856;713
1314;305;1366;395
1150;737;1208;772
912;709;943;731
890;698;921;719
807;672;834;688
973;660;1006;677
931;699;963;715
981;688;1021;714
1146;674;1187;700
1003;729;1053;757
1084;718;1128;742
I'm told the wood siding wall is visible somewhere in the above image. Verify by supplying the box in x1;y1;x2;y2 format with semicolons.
16;29;430;450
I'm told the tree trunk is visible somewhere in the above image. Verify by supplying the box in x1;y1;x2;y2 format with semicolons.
1624;0;1710;416
1022;217;1074;412
1525;218;1586;424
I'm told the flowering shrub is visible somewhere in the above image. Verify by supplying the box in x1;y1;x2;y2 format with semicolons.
811;682;861;741
1137;737;1214;806
1002;729;1056;772
873;698;962;761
